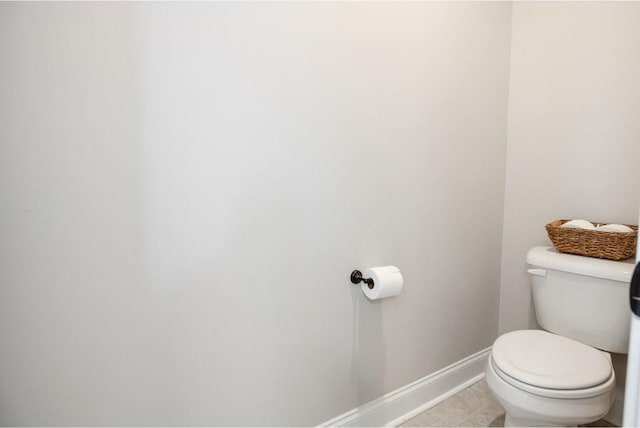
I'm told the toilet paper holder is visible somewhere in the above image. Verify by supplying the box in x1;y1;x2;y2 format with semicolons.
350;270;374;289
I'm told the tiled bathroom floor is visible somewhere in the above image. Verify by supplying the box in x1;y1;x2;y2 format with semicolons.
399;379;504;427
398;378;616;427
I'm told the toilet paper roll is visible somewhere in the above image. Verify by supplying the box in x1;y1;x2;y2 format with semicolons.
361;266;403;300
595;224;633;233
560;219;595;230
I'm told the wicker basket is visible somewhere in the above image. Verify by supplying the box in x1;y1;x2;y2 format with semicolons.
545;219;638;261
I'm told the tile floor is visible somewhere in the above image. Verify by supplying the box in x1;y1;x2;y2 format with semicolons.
398;378;616;427
399;379;504;427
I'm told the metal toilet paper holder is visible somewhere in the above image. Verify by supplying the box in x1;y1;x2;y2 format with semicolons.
350;270;374;289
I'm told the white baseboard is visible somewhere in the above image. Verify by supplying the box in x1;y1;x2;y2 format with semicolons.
319;347;491;427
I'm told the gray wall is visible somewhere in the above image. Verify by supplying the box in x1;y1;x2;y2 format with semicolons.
499;2;640;408
0;2;512;426
499;1;640;335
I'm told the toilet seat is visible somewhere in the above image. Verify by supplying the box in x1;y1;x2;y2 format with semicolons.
491;330;614;399
491;356;615;399
485;354;615;427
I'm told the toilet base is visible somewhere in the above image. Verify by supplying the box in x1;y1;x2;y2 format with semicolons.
504;412;577;427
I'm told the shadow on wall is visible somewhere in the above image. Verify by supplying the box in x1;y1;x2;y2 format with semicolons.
351;286;386;406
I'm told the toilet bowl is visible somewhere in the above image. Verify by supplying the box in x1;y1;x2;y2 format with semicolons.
485;247;634;427
486;330;615;427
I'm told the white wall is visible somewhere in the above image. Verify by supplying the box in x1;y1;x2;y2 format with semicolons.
0;2;512;425
500;4;640;412
500;1;640;335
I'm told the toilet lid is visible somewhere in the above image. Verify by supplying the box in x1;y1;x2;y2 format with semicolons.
491;330;612;390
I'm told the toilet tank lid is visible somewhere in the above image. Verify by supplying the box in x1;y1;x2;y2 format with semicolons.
527;246;634;283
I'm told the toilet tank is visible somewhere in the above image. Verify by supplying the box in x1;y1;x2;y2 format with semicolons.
526;246;635;354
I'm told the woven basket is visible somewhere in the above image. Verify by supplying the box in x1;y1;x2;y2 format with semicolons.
545;219;638;261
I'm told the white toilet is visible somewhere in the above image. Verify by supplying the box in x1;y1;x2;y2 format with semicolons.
486;246;635;427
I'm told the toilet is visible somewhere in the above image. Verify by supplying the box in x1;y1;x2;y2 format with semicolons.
486;246;635;427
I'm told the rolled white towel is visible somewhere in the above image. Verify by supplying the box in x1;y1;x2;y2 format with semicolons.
595;224;633;233
560;219;595;230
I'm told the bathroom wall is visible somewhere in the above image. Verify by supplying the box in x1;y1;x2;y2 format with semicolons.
500;7;640;417
499;1;640;335
0;2;512;425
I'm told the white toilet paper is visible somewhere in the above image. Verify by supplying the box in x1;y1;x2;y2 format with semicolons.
595;224;633;233
560;219;595;230
361;266;403;300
